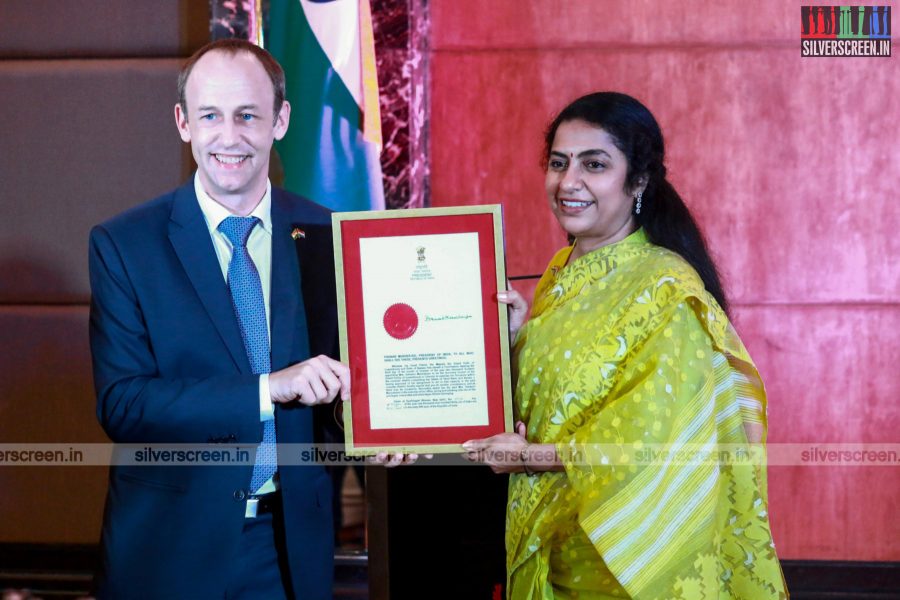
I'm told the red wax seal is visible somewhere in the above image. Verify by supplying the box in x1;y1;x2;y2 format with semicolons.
383;303;418;340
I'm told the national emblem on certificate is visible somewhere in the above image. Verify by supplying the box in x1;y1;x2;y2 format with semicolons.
332;206;514;455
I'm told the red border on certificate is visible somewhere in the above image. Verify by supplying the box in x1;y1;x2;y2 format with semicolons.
340;213;507;447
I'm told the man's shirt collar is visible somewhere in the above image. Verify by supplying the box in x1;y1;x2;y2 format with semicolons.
193;173;273;236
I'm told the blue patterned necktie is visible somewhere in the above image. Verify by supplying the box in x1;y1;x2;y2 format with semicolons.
218;216;275;493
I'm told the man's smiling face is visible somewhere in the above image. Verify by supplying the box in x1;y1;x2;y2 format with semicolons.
174;49;289;213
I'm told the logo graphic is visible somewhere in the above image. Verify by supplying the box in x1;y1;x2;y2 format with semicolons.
801;6;891;56
417;246;426;262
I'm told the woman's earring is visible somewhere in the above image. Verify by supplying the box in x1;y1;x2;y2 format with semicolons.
634;191;643;215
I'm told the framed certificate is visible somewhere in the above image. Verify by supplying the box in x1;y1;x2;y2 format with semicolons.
333;206;513;455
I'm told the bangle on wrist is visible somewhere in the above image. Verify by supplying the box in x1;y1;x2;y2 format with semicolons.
520;444;535;476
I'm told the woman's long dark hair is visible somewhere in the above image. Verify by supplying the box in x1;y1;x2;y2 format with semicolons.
544;92;729;314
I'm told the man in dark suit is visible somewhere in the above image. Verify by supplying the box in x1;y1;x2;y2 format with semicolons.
89;39;349;599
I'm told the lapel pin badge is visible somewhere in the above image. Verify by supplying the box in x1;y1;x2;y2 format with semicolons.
291;227;306;240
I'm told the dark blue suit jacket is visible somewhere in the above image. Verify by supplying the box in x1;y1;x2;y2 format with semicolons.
89;180;338;599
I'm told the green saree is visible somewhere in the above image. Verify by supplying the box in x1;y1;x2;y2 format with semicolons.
507;229;787;599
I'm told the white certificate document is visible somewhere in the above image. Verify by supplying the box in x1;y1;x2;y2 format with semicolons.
359;232;489;429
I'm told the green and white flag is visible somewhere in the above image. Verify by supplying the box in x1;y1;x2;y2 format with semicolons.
268;0;384;211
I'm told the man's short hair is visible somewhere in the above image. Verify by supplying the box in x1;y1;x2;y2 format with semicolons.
177;38;286;120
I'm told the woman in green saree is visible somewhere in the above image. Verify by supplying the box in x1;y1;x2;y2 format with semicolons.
463;93;787;599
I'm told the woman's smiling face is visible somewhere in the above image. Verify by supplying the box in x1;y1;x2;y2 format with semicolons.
545;119;640;256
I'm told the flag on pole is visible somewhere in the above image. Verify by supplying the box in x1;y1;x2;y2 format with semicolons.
267;0;385;211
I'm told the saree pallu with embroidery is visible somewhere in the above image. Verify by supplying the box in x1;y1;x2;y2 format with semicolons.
507;230;787;599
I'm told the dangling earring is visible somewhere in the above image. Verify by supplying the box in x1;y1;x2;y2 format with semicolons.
634;191;643;215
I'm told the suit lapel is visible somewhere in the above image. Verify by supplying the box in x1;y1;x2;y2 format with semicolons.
167;182;250;374
270;189;301;370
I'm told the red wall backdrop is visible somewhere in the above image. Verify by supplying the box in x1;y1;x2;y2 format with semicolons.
428;1;899;561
